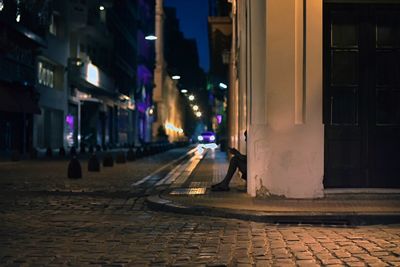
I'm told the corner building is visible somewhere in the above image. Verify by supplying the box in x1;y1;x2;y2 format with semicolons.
231;0;400;198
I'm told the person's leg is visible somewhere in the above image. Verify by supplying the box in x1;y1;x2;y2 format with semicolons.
237;158;247;180
211;156;239;190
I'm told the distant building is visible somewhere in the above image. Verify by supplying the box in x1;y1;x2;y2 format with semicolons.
0;0;48;155
208;0;231;147
34;1;69;151
152;0;185;142
1;0;157;156
135;0;156;144
66;0;135;149
163;6;208;138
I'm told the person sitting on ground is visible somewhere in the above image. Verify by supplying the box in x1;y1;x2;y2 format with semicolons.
211;131;247;191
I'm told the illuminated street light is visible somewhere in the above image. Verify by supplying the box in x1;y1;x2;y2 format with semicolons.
192;105;199;111
180;89;188;93
99;5;105;10
196;111;202;118
188;95;195;101
219;82;228;89
172;75;181;80
145;35;157;40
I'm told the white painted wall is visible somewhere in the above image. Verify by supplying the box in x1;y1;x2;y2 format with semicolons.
245;0;324;198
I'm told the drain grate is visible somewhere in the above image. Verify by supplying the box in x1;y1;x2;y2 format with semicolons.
170;187;207;195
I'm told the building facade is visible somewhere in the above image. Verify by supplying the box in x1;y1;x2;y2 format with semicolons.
0;0;48;155
152;0;186;142
208;1;231;147
231;0;400;198
33;1;69;151
1;0;157;155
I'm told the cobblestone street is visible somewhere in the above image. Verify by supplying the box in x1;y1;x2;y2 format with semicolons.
1;148;400;266
0;193;399;266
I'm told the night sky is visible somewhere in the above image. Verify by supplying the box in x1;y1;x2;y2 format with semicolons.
164;0;209;72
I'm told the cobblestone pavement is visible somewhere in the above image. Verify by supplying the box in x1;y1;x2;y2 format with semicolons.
0;193;399;267
1;149;400;266
0;148;190;193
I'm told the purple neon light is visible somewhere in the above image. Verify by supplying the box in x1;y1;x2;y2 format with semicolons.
66;114;74;128
216;115;222;124
137;65;152;85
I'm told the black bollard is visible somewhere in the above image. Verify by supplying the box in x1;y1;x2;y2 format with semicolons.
127;148;135;161
46;147;53;157
70;147;77;157
68;156;82;179
103;152;114;167
116;151;126;164
88;153;100;172
59;147;66;157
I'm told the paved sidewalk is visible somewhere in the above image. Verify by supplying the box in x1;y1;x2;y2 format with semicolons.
147;148;400;225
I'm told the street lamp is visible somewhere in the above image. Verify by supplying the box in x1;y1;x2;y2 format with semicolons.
192;105;199;111
172;75;181;80
219;82;228;89
99;5;105;10
196;111;202;118
188;95;195;101
145;35;157;40
180;89;188;94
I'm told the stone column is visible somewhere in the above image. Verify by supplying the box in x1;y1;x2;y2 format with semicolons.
246;0;324;198
246;0;267;197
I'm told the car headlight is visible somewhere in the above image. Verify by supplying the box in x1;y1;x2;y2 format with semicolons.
197;135;203;141
210;135;215;141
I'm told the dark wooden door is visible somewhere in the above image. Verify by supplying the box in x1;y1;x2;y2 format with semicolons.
324;4;400;188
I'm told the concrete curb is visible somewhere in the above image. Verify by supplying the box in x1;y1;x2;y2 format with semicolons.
146;194;400;226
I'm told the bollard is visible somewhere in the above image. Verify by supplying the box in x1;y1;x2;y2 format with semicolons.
127;148;135;161
116;151;126;164
69;147;77;157
68;156;82;179
88;153;100;172
59;147;66;157
46;147;53;157
103;152;114;167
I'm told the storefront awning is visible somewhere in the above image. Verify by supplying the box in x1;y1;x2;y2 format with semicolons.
0;82;41;114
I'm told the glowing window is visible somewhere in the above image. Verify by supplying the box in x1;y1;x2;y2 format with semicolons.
38;61;55;88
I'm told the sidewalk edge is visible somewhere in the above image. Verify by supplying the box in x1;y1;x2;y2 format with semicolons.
146;194;400;226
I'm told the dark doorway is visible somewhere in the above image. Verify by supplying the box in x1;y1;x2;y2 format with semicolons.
323;3;400;188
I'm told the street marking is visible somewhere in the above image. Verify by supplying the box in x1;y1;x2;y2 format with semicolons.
169;152;205;188
169;187;206;195
131;147;197;186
